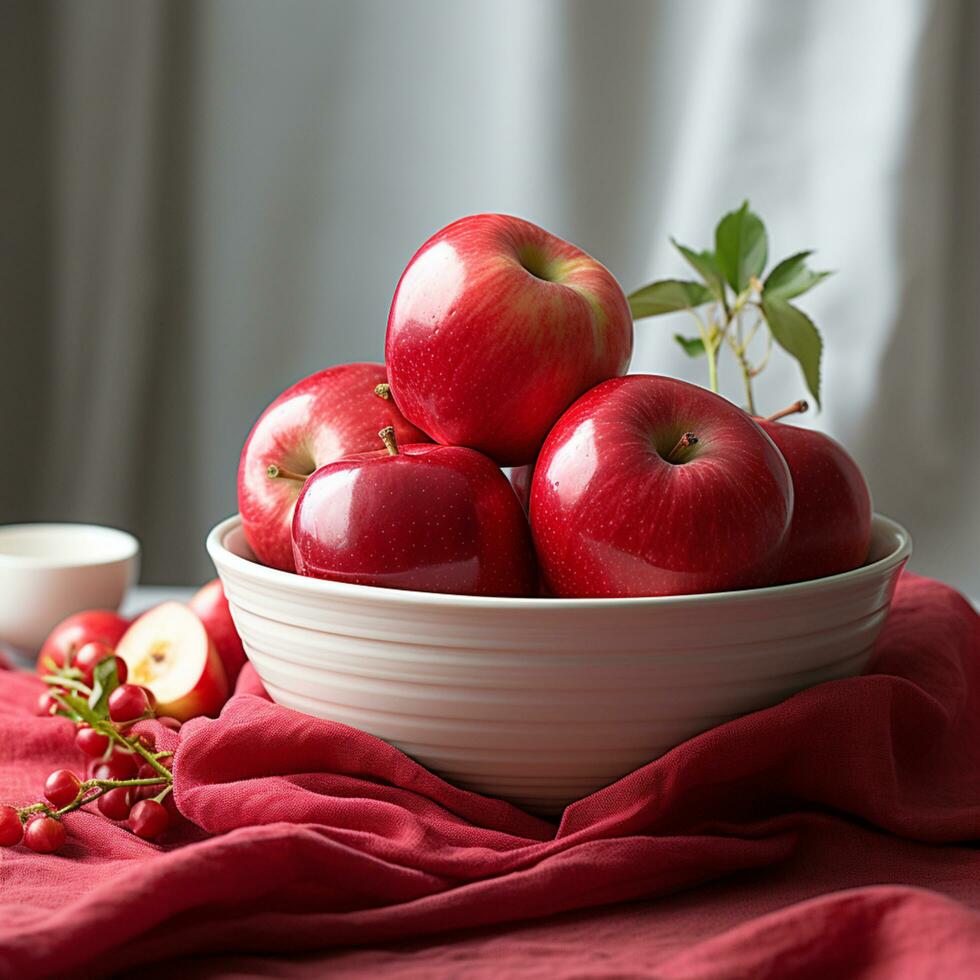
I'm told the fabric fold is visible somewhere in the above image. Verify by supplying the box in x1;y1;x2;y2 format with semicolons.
0;573;978;977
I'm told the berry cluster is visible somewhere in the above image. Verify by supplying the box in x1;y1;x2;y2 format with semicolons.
1;642;181;854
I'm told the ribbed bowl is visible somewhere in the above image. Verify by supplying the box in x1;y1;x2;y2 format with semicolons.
207;514;910;815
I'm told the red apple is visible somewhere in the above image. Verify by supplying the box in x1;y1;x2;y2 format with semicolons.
292;427;536;596
756;402;872;583
189;578;247;685
238;363;431;571
530;375;794;597
116;602;228;721
36;610;130;676
385;214;633;466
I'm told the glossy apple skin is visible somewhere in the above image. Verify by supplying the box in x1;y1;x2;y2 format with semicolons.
189;578;247;686
36;610;130;676
238;363;430;572
385;214;633;466
292;444;536;597
757;420;872;583
530;376;794;597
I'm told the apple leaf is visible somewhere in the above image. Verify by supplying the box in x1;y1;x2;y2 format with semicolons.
628;279;713;318
760;295;822;408
714;201;768;292
670;239;728;305
674;334;706;357
764;251;833;300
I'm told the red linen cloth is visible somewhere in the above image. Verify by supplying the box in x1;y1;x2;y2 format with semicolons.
0;572;978;978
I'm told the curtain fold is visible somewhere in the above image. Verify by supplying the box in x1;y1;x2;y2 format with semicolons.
1;0;977;592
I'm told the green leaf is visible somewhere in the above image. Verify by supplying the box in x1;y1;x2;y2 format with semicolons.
674;334;706;357
53;689;99;726
628;279;713;318
714;201;768;292
670;239;728;305
88;657;122;719
760;296;823;408
763;251;832;300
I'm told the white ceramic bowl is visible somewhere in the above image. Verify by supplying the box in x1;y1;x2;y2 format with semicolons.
0;523;140;651
208;514;910;815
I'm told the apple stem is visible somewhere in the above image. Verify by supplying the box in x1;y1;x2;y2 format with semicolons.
374;382;392;401
666;432;698;463
765;400;809;423
379;426;399;456
266;463;308;483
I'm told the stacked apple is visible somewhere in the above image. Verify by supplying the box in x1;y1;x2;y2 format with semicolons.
237;212;872;599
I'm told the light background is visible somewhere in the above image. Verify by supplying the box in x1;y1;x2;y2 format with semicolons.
1;0;978;593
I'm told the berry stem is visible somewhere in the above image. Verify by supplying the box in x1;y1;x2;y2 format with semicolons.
152;785;174;805
16;776;169;822
765;399;809;422
17;802;50;819
101;723;173;780
130;740;174;779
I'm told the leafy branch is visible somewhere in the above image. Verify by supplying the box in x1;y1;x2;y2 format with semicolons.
627;201;831;414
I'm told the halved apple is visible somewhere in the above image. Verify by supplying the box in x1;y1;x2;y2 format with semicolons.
116;602;229;721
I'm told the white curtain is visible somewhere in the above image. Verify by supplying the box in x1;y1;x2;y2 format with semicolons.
2;0;978;593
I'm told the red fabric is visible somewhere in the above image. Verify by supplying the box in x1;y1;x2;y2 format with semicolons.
1;572;978;978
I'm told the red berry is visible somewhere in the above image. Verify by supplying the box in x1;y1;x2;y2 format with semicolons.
44;770;82;809
24;815;66;854
97;787;133;821
35;690;61;717
156;716;182;732
111;744;140;767
90;751;138;781
113;656;129;685
74;641;114;685
108;684;153;723
128;763;165;802
0;805;23;847
129;799;169;840
75;725;111;758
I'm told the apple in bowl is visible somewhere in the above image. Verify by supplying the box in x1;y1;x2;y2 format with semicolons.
385;213;633;466
530;375;794;597
292;428;536;597
238;363;430;572
757;402;872;583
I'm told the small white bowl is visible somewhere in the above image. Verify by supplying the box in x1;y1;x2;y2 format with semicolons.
0;523;140;651
208;513;910;815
